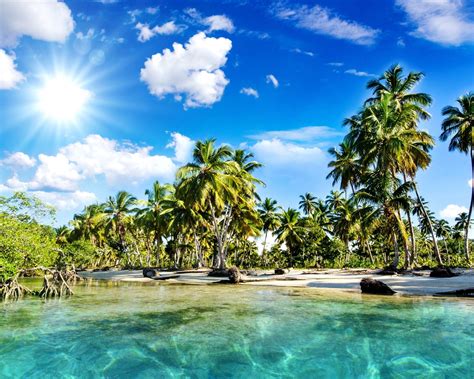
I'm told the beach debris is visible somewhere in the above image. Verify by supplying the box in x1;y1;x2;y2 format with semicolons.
360;278;396;295
228;266;242;284
429;267;458;278
143;268;159;278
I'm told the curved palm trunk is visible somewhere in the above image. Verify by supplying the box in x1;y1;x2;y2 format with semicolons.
413;183;443;266
392;233;400;269
465;146;473;262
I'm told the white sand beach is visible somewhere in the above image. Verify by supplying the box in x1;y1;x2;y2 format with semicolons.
79;268;474;296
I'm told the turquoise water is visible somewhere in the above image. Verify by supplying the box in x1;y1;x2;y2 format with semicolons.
1;281;473;378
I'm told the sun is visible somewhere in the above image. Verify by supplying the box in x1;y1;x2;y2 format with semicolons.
37;75;92;122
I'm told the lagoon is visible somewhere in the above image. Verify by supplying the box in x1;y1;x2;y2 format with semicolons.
1;281;473;378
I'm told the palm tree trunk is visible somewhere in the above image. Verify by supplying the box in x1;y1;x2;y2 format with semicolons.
465;146;473;261
262;230;269;267
392;233;400;269
413;182;443;266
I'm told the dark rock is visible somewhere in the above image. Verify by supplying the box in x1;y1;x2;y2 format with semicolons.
228;266;242;284
434;288;474;297
274;268;288;275
360;278;396;295
429;267;458;278
208;269;229;277
143;268;158;278
377;267;398;275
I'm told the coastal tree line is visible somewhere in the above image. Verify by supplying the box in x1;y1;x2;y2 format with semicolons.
1;64;472;288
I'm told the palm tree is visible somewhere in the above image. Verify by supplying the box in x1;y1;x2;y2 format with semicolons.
366;63;432;119
275;208;303;267
258;198;281;263
436;219;452;255
177;140;260;269
298;193;317;216
138;181;174;266
441;92;474;261
103;191;138;255
327;140;361;193
71;204;106;247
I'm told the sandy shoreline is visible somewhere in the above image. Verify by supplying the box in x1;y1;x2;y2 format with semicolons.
78;268;474;297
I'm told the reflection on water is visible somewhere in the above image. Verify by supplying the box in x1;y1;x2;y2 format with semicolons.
1;280;473;378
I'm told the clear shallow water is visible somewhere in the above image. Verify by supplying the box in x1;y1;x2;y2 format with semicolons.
1;281;473;379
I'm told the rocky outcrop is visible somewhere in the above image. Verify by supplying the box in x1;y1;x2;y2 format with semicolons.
228;266;242;284
360;278;396;295
274;268;289;275
429;267;458;278
143;268;158;278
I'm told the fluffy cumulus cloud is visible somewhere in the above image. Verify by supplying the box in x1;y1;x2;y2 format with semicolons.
240;87;259;98
469;179;473;188
0;134;179;193
251;139;326;167
34;190;97;211
250;126;343;141
440;204;468;219
266;74;279;88
273;4;379;45
0;50;25;89
203;15;235;33
0;151;36;169
185;8;235;33
135;21;184;42
166;132;195;163
140;32;232;108
0;0;75;48
397;0;474;45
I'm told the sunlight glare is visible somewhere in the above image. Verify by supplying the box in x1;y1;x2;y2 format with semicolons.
37;76;92;122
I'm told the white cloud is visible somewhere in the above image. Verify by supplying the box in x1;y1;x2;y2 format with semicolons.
166;132;195;163
397;37;406;47
252;139;326;167
291;48;314;57
440;204;468;219
344;68;376;77
140;32;232;108
184;8;235;33
203;15;235;33
135;21;184;42
0;152;36;169
4;174;29;191
0;49;25;89
76;28;95;40
250;126;343;141
397;0;474;45
0;0;74;48
240;87;259;98
274;4;379;45
33;190;97;211
1;135;179;193
468;179;473;188
146;7;159;15
266;74;279;88
328;62;344;67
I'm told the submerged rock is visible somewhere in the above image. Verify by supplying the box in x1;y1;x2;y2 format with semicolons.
228;266;242;284
377;267;398;276
434;288;474;297
360;278;396;295
274;268;288;275
143;268;158;278
429;267;458;278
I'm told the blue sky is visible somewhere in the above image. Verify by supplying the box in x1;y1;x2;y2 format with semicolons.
0;0;473;226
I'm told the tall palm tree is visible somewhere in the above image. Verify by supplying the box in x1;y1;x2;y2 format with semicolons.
103;191;138;254
138;181;174;266
258;198;281;262
441;92;474;261
275;208;303;267
177;140;260;269
366;63;432;119
436;219;452;255
71;204;106;247
298;193;317;216
327;140;361;193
